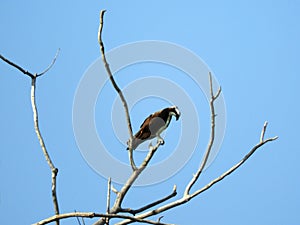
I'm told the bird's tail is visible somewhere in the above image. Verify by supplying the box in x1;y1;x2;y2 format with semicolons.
126;137;143;150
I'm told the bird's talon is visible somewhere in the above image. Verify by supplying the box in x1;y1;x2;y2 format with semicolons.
157;138;165;145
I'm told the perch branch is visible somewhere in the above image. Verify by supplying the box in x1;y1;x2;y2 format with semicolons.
98;9;136;170
34;212;174;225
93;141;163;225
112;142;162;211
1;53;60;224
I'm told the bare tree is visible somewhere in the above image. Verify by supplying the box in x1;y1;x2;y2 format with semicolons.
0;9;278;225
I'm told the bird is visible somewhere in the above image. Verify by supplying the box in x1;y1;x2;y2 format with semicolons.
127;106;181;150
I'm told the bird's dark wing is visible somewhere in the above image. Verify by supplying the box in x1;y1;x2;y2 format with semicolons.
135;127;151;140
134;113;159;140
139;113;154;128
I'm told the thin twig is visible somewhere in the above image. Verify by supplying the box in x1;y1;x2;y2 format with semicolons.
111;185;119;194
75;210;82;225
106;178;112;224
106;178;111;214
260;121;268;142
0;54;35;78
120;185;177;215
98;9;136;171
184;72;221;196
158;216;164;223
33;212;174;225
81;217;86;225
37;48;60;77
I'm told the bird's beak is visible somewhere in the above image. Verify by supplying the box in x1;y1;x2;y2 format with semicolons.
176;114;180;120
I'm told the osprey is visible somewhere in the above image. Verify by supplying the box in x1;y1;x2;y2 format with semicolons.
127;106;181;150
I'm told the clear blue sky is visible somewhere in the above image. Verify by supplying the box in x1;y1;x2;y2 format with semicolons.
1;1;299;225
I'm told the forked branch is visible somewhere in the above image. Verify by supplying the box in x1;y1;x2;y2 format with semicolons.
1;52;60;225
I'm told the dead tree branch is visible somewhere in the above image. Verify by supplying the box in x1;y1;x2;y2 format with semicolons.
0;54;35;79
184;72;221;196
120;185;177;215
93;141;164;225
106;177;112;224
37;48;60;77
98;10;136;170
33;212;174;225
1;52;60;225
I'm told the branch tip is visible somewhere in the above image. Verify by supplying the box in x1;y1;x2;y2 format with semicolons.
158;216;164;222
172;185;177;192
37;48;60;77
260;121;269;142
214;86;222;100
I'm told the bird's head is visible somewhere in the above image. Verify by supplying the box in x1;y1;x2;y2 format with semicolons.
169;106;181;120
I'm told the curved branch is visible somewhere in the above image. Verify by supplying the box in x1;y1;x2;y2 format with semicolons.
98;10;136;170
184;72;221;196
37;48;60;77
1;50;59;78
34;212;174;225
31;76;60;225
